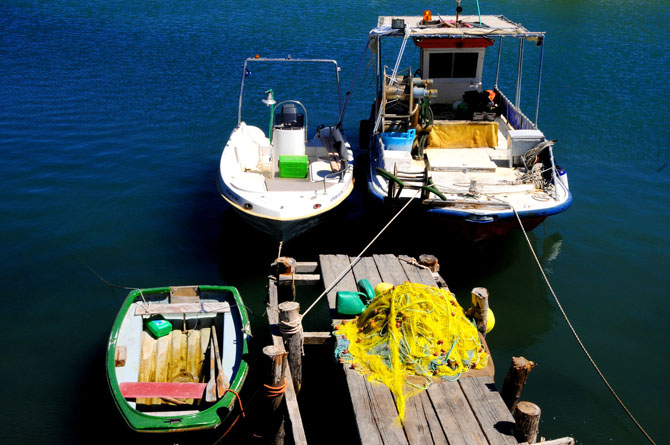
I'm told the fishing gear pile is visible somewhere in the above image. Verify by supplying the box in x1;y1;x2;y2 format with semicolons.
334;282;488;423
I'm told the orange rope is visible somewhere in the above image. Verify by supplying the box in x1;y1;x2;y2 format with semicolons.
263;378;287;398
218;388;245;440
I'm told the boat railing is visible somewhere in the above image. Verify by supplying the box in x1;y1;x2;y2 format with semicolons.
494;87;536;130
318;164;350;193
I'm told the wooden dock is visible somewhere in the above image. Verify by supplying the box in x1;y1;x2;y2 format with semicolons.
320;253;519;445
265;253;574;445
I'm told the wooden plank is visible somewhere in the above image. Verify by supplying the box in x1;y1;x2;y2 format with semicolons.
342;366;384;445
278;273;321;286
267;276;308;444
120;382;207;399
184;329;201;404
349;256;384;288
427;381;488;445
168;330;182;382
134;302;230;315
459;376;518;445
365;379;408;444
137;330;157;406
372;254;411;285
403;391;442;445
267;278;284;349
295;261;318;273
413;391;449;445
155;334;171;386
303;331;331;344
170;286;199;303
397;255;437;286
199;326;211;382
319;254;357;313
284;367;308;445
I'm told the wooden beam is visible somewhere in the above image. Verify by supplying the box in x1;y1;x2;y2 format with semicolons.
267;277;307;444
303;331;331;344
277;273;321;286
134;302;230;315
295;261;318;273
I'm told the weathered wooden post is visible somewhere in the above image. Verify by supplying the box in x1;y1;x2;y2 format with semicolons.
263;344;288;445
418;254;439;272
514;401;541;443
501;356;537;413
273;257;297;301
278;301;303;394
465;287;489;336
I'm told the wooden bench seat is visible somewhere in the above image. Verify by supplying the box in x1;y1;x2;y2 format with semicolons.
134;302;230;316
120;382;207;399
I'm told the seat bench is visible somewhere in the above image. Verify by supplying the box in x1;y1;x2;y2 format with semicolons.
119;382;207;399
134;302;231;316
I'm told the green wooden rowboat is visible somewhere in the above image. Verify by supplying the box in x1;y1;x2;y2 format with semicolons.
106;285;250;433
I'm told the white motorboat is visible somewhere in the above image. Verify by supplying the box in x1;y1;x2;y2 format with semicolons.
218;57;354;241
361;10;572;241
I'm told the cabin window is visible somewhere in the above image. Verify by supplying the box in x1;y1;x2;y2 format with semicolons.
428;52;479;78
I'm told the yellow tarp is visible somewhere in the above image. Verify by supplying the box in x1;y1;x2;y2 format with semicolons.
427;121;499;148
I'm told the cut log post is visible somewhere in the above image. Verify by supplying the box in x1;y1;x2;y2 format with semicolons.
514;401;541;443
418;254;439;272
279;301;303;394
263;345;288;445
466;287;489;336
501;356;537;413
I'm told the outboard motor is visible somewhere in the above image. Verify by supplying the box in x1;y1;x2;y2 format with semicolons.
277;103;304;128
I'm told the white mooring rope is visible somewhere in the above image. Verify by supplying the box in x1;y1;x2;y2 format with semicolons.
507;202;655;445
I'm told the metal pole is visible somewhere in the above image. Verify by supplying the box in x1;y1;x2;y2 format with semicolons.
534;36;545;127
495;36;503;89
515;38;524;109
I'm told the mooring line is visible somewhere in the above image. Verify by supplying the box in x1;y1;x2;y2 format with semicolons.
302;188;421;319
508;203;655;444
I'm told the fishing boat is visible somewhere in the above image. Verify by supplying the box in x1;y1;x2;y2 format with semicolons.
361;10;572;241
106;285;250;433
218;57;355;241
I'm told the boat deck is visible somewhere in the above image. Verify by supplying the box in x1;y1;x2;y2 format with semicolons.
319;254;519;445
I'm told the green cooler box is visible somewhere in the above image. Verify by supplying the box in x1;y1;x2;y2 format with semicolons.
279;155;309;178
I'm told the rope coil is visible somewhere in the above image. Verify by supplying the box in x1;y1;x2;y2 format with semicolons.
263;378;288;398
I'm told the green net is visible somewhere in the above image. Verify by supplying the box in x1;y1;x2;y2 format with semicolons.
334;282;489;424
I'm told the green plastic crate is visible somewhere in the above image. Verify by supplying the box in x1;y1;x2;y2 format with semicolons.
279;155;309;178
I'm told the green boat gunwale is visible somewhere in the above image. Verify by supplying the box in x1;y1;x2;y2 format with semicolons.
106;285;250;433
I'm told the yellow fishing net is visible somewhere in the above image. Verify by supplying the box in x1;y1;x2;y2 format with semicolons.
334;282;488;424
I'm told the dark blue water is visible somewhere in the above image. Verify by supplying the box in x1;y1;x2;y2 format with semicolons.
1;1;668;443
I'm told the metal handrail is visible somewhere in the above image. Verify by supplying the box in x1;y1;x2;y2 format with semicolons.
238;57;342;126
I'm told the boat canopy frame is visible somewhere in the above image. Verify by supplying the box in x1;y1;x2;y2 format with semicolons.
237;57;343;127
370;14;546;129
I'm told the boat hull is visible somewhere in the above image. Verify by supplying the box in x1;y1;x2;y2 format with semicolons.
367;175;572;242
106;286;250;433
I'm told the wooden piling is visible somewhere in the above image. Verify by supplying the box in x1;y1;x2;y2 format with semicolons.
514;401;541;443
501;356;537;413
466;287;489;336
263;345;288;445
418;254;439;272
278;301;303;394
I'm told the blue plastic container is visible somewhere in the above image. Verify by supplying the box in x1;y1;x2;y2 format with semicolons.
380;129;416;151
